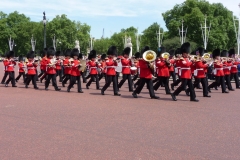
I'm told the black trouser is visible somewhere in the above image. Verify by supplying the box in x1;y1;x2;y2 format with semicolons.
230;73;240;88
99;73;106;82
172;76;181;86
56;69;63;82
68;75;82;92
173;78;196;100
6;71;16;86
187;77;208;96
225;75;233;90
16;72;26;82
1;71;8;83
45;74;58;90
153;76;171;94
40;72;47;81
62;74;70;84
25;74;37;87
81;71;86;82
169;71;176;83
208;76;226;92
86;74;100;89
205;73;209;87
134;78;156;97
35;70;39;81
132;73;138;81
116;72;120;84
118;74;133;91
101;75;118;94
38;70;45;78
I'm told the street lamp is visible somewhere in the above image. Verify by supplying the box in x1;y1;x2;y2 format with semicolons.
59;41;62;51
43;11;47;48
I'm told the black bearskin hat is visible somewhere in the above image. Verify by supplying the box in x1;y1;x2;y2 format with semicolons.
169;49;175;56
141;46;150;55
71;48;79;58
212;49;221;59
64;49;72;57
228;49;235;57
157;47;166;57
40;50;45;58
135;52;141;58
190;51;195;55
174;48;181;57
107;46;117;55
78;53;83;59
27;51;35;59
180;42;190;54
101;54;106;60
55;51;61;57
7;51;14;58
197;47;205;57
18;55;23;61
47;47;55;57
122;47;131;56
221;50;228;57
88;50;97;59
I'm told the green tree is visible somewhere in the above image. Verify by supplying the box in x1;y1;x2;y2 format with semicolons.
162;0;236;51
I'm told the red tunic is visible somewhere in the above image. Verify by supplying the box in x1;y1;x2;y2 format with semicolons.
100;61;106;73
63;58;72;74
3;59;16;72
175;59;181;75
223;61;231;75
139;59;152;79
156;60;170;77
70;60;81;76
190;61;196;74
179;58;192;79
88;60;98;75
213;60;224;76
231;61;239;73
55;59;62;70
46;58;56;74
40;57;47;70
105;58;117;76
121;58;132;74
169;59;175;72
26;60;37;75
194;61;208;78
18;62;25;73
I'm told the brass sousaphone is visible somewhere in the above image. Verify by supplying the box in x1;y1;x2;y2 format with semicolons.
142;50;157;62
79;60;86;72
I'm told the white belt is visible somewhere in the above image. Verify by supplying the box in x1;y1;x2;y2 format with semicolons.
223;67;231;70
179;68;190;76
28;67;35;69
122;66;130;68
194;68;203;76
106;66;115;68
90;67;97;69
231;65;237;68
213;68;223;75
215;68;223;70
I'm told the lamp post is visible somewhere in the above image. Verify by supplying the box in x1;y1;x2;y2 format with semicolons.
59;41;62;51
200;15;211;50
43;11;47;48
179;20;188;45
156;25;163;48
233;4;240;55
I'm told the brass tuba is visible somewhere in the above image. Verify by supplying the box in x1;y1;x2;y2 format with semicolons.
161;52;170;60
142;50;157;62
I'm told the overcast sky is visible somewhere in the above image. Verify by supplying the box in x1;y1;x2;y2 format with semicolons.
0;0;239;39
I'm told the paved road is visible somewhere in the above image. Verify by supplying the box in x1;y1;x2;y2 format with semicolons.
0;69;240;160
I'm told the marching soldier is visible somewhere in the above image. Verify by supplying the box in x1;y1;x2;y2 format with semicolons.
67;48;83;93
221;50;234;91
208;49;228;93
229;49;240;89
25;51;38;89
118;47;133;92
99;54;107;82
15;55;26;83
55;51;63;82
78;53;87;83
101;46;120;96
170;48;182;90
132;46;159;99
153;51;171;94
1;53;8;84
45;47;61;91
185;47;210;97
39;48;48;83
4;51;17;87
171;42;198;102
168;49;176;83
62;49;72;87
86;50;100;90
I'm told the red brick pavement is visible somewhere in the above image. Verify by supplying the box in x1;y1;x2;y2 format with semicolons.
0;69;240;159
